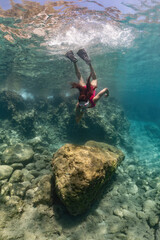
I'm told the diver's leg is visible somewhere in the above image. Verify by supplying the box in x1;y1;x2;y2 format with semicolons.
65;50;77;63
74;62;85;86
92;88;109;104
75;103;84;123
77;48;91;65
89;63;97;88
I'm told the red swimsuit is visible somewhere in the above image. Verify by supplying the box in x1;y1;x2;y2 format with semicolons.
84;85;96;108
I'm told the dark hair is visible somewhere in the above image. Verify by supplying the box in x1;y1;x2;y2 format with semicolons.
71;74;95;102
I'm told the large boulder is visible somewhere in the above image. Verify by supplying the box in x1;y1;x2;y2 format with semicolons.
52;141;125;216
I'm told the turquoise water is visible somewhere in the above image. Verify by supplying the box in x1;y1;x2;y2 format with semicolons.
1;1;160;141
1;0;160;121
0;0;160;239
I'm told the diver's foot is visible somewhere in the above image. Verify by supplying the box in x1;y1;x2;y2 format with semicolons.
77;48;91;65
65;50;78;63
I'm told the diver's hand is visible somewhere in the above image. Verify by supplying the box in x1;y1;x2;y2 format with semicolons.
104;88;109;97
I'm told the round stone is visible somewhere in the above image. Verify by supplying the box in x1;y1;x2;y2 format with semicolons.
0;165;13;180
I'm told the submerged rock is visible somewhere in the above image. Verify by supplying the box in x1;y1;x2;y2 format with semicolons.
12;110;36;137
11;163;24;170
46;97;131;147
10;182;31;198
2;143;34;165
0;165;13;180
31;175;53;206
52;141;124;215
9;170;23;183
0;90;25;119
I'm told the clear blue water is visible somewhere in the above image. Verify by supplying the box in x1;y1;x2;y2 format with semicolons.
0;0;160;239
1;0;159;122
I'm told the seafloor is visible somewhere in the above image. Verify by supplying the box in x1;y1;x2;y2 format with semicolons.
0;90;160;240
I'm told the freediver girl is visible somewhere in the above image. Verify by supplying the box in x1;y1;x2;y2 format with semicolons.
65;48;109;123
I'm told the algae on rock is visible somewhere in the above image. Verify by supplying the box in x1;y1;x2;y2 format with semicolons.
0;90;25;119
0;165;13;180
52;141;125;216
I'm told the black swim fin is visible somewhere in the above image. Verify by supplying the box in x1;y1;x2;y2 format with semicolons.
65;50;78;63
77;48;91;65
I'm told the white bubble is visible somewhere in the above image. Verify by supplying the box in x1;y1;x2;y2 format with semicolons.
19;89;34;100
47;96;54;99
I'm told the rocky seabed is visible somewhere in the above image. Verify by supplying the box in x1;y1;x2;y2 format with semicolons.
0;142;160;240
0;91;159;240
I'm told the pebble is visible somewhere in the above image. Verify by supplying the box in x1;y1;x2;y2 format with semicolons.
25;163;35;171
25;189;35;199
0;179;7;187
10;182;30;198
113;208;123;218
144;189;157;198
148;214;159;227
1;182;12;196
143;200;156;213
11;163;24;170
30;170;41;178
27;136;42;146
128;183;138;195
136;211;146;220
21;169;35;182
35;160;46;171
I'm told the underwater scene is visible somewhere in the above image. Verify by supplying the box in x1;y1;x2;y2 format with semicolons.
0;0;160;239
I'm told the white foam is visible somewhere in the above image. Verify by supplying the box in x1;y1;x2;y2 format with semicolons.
48;18;135;53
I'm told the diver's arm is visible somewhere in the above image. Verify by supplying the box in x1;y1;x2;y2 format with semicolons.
93;88;109;104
